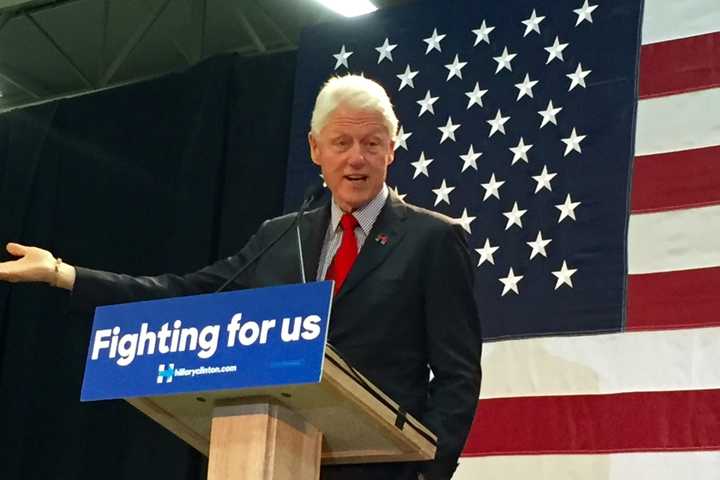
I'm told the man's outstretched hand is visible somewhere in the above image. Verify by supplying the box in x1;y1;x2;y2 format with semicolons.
0;243;75;289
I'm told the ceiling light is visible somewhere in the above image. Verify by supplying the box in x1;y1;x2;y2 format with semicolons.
314;0;377;17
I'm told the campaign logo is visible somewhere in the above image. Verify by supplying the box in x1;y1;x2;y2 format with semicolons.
157;363;175;384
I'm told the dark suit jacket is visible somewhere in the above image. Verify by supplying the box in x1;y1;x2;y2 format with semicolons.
72;190;482;479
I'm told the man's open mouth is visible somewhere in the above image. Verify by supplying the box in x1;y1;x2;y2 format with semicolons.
345;175;368;182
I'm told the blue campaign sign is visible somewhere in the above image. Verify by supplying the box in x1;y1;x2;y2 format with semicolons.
81;281;333;401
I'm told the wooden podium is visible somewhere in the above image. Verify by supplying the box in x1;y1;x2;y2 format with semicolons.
127;346;437;480
80;282;436;479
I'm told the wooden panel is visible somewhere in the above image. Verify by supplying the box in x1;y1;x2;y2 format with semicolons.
207;401;322;480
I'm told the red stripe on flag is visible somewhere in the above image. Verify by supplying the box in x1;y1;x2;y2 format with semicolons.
631;145;720;214
463;389;720;456
626;266;720;331
640;32;720;99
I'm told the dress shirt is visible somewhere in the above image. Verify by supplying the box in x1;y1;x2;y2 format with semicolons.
316;184;389;281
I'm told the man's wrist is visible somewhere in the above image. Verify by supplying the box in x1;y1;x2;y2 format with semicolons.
53;261;76;290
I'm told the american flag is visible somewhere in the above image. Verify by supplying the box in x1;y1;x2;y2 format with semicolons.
284;0;720;478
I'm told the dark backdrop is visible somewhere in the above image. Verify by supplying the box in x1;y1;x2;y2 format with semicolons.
0;51;298;479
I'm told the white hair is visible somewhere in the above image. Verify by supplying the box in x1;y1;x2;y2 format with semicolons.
310;74;398;141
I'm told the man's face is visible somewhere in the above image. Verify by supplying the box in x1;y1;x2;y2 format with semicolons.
309;105;395;212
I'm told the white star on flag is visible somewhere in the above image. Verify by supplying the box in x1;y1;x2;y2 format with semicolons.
499;267;523;296
456;208;476;234
481;173;505;201
532;165;557;193
527;230;552;259
465;82;488;109
375;38;397;63
545;36;569;63
538;100;562;128
445;54;468;80
521;9;545;37
411;151;434;179
503;201;527;230
487;109;510;136
390;185;407;201
556;194;581;222
332;45;353;70
472;20;495;46
509;137;533;165
438;116;460;143
567;63;591;90
562;127;587;156
423;28;446;54
396;65;419;90
493;46;517;73
432;179;455;206
394;126;412;151
574;0;598;26
475;238;499;267
460;145;482;172
515;73;539;100
417;90;439;116
552;260;578;289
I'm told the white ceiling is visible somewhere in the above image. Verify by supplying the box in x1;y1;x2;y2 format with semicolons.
0;0;408;111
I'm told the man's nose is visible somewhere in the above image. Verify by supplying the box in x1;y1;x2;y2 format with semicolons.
347;142;367;167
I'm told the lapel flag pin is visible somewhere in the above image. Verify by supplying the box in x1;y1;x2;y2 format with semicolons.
375;233;389;245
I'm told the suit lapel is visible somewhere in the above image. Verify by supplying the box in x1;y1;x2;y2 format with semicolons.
299;203;330;282
334;190;408;302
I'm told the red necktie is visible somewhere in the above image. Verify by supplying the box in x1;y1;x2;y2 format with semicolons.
325;213;359;295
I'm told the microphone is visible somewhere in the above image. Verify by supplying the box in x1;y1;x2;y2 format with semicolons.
298;183;326;213
295;183;325;283
214;183;326;293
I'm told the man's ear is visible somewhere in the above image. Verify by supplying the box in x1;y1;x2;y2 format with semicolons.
386;141;396;166
308;132;320;166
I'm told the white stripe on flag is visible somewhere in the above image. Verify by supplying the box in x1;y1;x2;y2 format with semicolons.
635;88;720;156
456;451;720;480
628;204;720;274
480;327;720;399
642;0;720;45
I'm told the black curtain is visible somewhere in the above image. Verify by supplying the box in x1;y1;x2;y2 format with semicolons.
0;51;298;480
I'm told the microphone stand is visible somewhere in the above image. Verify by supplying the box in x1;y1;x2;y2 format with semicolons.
214;184;324;294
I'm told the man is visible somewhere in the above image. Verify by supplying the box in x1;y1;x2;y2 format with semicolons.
0;75;482;480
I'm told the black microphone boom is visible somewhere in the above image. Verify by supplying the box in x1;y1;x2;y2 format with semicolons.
295;183;325;283
213;183;326;293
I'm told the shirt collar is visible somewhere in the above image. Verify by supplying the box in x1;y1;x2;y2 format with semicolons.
329;184;388;235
